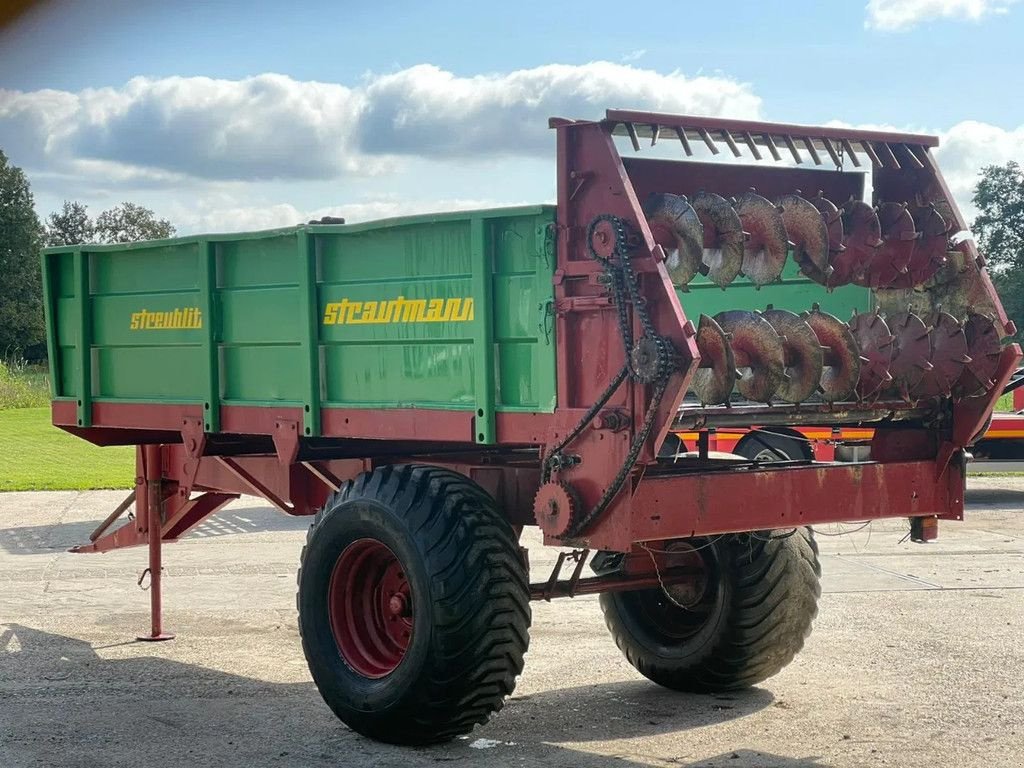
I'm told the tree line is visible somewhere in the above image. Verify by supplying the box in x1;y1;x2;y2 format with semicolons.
2;148;1024;360
1;149;175;357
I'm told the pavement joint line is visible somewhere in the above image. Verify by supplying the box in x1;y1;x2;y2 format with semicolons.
831;548;1024;557
41;490;85;594
836;558;943;589
825;585;1024;594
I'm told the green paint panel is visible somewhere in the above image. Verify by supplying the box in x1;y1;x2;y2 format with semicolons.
95;346;204;400
54;253;75;298
679;258;871;320
91;244;199;294
319;223;472;283
91;292;204;346
218;237;299;288
58;347;77;397
41;206;558;434
221;345;304;402
219;287;301;344
55;298;79;347
324;343;474;407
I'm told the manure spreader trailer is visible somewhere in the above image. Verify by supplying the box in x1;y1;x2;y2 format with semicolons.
39;110;1019;744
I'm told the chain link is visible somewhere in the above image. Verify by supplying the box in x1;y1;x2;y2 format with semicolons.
549;214;676;538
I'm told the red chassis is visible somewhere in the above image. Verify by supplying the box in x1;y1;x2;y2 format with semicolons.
51;112;1021;640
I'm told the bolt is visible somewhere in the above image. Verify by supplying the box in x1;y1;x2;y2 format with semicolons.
387;594;409;617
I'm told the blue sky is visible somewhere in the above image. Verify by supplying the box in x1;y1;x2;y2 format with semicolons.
2;0;1022;232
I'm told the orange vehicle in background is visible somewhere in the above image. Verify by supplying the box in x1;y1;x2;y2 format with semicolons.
669;369;1024;466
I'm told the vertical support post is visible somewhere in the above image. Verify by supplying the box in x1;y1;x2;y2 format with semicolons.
197;241;220;433
40;251;61;398
138;444;174;642
72;249;92;427
470;217;496;443
297;228;321;437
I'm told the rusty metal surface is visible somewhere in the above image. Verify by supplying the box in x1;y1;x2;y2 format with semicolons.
865;202;917;288
778;192;831;283
534;481;579;537
642;192;704;286
733;190;788;287
673;400;937;429
713;310;785;403
762;307;823;403
691;191;744;287
841;199;882;287
848;311;895;401
914;312;969;398
804;307;861;403
895;204;949;288
690;314;736;405
810;192;845;257
956;313;1002;398
887;312;933;400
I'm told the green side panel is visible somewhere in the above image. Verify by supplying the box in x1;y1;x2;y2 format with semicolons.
319;223;472;283
221;345;304;402
325;343;474;406
91;244;199;294
491;215;557;411
40;206;559;436
219;236;298;287
678;258;871;319
219;287;300;344
58;346;77;398
95;347;204;400
91;293;204;346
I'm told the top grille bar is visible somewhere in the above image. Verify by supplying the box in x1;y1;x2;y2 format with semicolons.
601;110;938;169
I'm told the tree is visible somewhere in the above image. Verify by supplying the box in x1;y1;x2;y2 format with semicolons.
94;202;175;243
45;200;94;246
973;161;1024;338
0;150;44;355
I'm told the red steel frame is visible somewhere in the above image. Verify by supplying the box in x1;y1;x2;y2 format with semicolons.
51;111;1021;634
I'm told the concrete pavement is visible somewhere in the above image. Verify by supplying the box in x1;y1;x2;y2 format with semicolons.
1;478;1023;767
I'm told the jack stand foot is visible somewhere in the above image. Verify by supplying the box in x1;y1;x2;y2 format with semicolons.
137;633;175;642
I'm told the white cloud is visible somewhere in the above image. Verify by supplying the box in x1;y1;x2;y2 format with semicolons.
620;49;647;62
357;63;759;158
165;196;531;235
866;0;1019;31
935;120;1024;219
0;63;760;182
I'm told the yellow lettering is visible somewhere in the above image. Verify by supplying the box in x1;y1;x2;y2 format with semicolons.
345;301;362;324
425;299;444;321
360;301;379;323
454;298;474;321
323;302;340;325
129;306;203;330
402;300;426;322
317;296;475;326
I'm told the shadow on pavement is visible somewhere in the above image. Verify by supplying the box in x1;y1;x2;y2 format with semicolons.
0;623;823;768
0;504;308;555
965;487;1024;507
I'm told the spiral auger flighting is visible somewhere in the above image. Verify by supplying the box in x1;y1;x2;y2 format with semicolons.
637;183;1006;410
685;304;1001;408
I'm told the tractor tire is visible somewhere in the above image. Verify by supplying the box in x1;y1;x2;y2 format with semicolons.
297;464;530;745
734;430;810;463
599;528;820;692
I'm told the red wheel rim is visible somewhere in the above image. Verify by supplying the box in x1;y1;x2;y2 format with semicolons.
328;538;412;678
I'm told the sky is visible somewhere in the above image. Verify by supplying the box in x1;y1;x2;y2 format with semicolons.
1;0;1023;234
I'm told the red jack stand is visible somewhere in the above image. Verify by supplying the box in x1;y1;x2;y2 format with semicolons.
137;444;174;642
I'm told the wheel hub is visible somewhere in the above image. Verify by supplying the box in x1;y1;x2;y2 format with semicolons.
659;543;710;608
328;538;413;679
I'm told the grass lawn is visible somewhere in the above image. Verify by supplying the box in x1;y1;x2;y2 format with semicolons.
0;408;134;492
